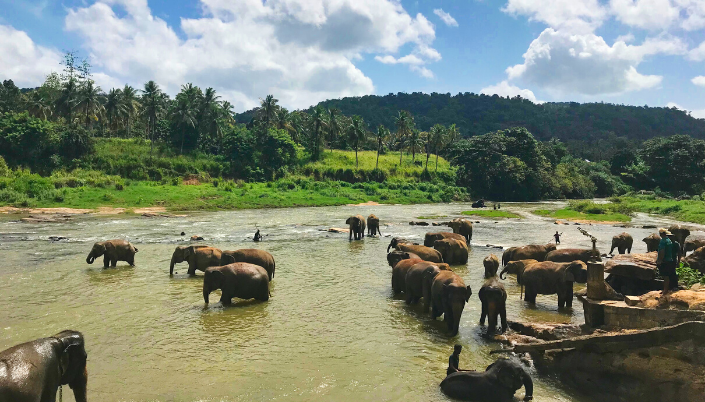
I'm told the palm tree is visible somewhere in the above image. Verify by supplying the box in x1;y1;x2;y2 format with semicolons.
199;87;221;149
120;85;140;138
395;110;414;165
310;106;328;160
75;81;104;129
376;125;389;170
104;88;124;134
171;97;198;154
409;129;423;162
349;115;367;168
26;91;52;120
141;80;165;155
258;94;279;128
55;78;78;125
328;108;341;152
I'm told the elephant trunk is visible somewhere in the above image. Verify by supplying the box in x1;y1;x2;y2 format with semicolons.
69;367;88;402
499;266;509;280
387;243;392;253
170;257;176;275
450;303;464;336
86;254;95;264
522;370;534;401
203;287;210;304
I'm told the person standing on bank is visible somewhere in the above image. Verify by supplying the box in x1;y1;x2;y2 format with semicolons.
657;228;676;295
667;232;681;291
553;231;562;244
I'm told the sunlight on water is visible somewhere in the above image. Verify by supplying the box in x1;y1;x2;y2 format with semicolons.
0;202;693;401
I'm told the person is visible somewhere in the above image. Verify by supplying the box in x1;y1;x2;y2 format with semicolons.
554;231;562;244
497;203;500;209
253;229;262;242
447;344;470;376
656;228;675;295
493;204;497;210
667;232;681;291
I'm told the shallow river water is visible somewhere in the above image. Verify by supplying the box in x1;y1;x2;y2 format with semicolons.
0;202;700;402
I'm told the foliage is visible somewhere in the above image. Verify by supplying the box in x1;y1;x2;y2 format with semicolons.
608;196;705;225
676;263;705;288
533;208;632;223
461;210;521;218
635;135;705;195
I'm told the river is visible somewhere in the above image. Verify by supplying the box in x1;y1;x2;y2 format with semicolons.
0;202;699;401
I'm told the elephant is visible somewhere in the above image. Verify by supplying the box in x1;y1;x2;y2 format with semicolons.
367;214;381;236
503;244;556;265
448;218;473;243
434;239;469;265
440;358;533;402
392;257;425;293
392;242;444;263
643;233;661;252
387;251;421;268
479;276;507;334
346;215;366;240
386;237;418;253
170;245;235;276
499;259;538;283
0;330;88;402
685;238;705;254
483;254;500;279
86;239;138;267
424;232;466;247
203;263;270;305
668;224;691;258
501;247;518;266
522;261;588;308
431;271;473;336
610;232;633;254
223;249;275;280
404;261;450;309
545;248;601;263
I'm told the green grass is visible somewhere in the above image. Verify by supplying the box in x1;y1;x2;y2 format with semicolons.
461;210;521;218
533;208;631;222
676;263;705;288
609;196;705;225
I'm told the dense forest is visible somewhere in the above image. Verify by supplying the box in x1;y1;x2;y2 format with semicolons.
237;92;705;161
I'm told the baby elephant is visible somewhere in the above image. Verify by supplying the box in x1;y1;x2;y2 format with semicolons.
203;263;270;305
86;239;138;268
441;358;533;402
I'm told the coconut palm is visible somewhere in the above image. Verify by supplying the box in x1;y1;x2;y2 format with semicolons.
199;87;221;149
310;106;328;160
26;91;52;120
395;110;414;165
349;115;367;168
141;80;165;154
258;94;279;128
55;78;79;124
171;97;198;155
328;108;342;152
376;125;389;170
75;81;104;129
104;88;124;134
120;85;140;138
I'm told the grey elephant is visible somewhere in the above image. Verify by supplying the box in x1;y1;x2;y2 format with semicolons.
431;270;472;336
685;238;705;254
86;239;138;267
223;249;275;280
501;247;518;266
203;263;270;305
503;244;556;265
609;232;633;254
170;245;235;276
643;233;660;252
346;215;366;240
404;261;450;309
0;330;87;402
522;261;588;308
424;232;466;247
669;224;691;258
392;256;425;293
483;254;500;279
367;214;381;236
434;238;469;265
448;218;473;243
389;239;444;263
440;358;533;402
386;237;418;252
387;251;421;268
499;259;537;283
479;277;507;333
546;248;600;263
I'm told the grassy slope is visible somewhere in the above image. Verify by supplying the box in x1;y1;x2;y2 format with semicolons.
613;197;705;225
461;210;521;219
304;150;452;178
533;208;632;222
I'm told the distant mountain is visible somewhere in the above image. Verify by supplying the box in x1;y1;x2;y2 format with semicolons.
236;92;705;148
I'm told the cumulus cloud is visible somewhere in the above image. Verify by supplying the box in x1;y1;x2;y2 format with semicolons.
667;101;705;119
502;0;607;33
64;0;441;110
693;76;705;87
609;0;681;30
480;80;540;103
433;9;458;27
506;29;686;96
689;40;705;61
0;24;62;87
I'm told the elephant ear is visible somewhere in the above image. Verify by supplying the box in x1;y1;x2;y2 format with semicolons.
208;269;225;286
105;241;115;253
183;246;194;258
346;217;352;225
496;364;521;390
59;341;85;385
564;265;576;282
222;253;236;265
466;285;472;301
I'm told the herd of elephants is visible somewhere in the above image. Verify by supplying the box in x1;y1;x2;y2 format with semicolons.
1;212;695;402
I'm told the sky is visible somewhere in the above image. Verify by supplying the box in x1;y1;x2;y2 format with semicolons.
2;0;705;117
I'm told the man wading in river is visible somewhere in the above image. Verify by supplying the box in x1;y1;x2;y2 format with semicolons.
657;228;676;295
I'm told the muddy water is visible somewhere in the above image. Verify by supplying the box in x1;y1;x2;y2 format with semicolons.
0;202;697;401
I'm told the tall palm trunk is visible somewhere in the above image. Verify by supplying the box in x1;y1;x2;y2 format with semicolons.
426;151;430;169
376;143;381;170
399;149;403;165
355;144;359;168
435;154;439;171
180;126;186;155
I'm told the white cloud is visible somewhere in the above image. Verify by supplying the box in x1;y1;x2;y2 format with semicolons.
689;40;705;61
411;66;434;79
678;0;705;31
502;0;607;33
65;0;441;110
609;0;681;30
433;9;458;27
692;76;705;87
615;33;635;43
667;101;705;119
506;29;686;96
0;24;62;87
480;80;541;103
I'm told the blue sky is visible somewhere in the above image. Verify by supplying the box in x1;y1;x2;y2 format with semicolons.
1;0;705;116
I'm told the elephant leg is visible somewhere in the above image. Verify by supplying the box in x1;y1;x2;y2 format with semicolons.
524;288;537;304
558;295;565;309
500;303;508;332
488;311;497;333
377;227;382;236
349;229;353;241
627;246;632;254
405;293;414;305
479;301;487;325
220;294;232;305
111;259;118;267
445;310;454;331
565;291;573;308
187;263;197;276
431;302;441;319
103;256;109;268
127;257;135;266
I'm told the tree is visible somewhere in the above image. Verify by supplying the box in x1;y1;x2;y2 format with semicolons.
395;110;414;165
328;108;342;152
638;135;705;194
75;81;103;129
376;125;389;170
55;78;78;124
310;106;328;160
429;124;446;171
349;115;367;168
171;97;198;154
0;80;22;113
104;88;124;133
25;91;52;121
409;129;423;162
120;85;140;138
141;81;166;155
258;95;279;128
199;87;222;151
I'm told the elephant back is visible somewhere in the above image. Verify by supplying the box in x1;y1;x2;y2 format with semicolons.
546;248;599;263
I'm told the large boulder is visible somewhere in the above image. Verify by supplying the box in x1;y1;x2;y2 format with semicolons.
605;252;659;281
638;288;705;311
684;247;705;274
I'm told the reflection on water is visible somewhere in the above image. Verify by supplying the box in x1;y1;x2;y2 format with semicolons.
0;202;699;402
